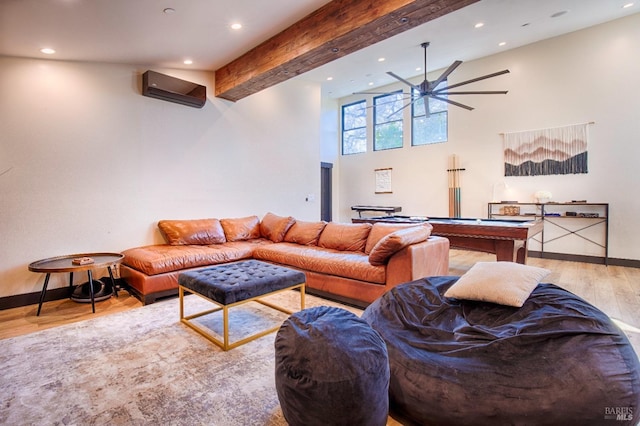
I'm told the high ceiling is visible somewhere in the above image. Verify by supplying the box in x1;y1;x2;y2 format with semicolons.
1;0;637;99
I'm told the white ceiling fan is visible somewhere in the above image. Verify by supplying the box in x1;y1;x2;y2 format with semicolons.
358;42;510;117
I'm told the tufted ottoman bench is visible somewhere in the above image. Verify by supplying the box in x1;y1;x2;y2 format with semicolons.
178;260;305;350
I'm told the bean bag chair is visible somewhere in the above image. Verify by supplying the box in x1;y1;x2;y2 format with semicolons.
362;274;640;426
275;306;389;426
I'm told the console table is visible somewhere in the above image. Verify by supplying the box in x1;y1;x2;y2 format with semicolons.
351;205;402;218
29;252;124;315
488;202;609;265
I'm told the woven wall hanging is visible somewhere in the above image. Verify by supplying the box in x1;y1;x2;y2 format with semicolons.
502;122;591;177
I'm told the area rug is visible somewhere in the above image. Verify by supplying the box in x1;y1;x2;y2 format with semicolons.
0;291;362;425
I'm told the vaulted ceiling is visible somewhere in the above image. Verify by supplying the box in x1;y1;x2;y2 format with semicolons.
1;0;637;100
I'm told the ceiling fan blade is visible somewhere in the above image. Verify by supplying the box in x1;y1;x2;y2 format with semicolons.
387;71;421;92
353;91;414;96
437;69;510;91
436;90;509;95
365;97;414;110
429;94;474;111
430;60;462;90
410;95;431;118
386;96;425;119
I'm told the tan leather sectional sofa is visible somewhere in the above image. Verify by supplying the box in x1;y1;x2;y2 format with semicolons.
120;213;450;306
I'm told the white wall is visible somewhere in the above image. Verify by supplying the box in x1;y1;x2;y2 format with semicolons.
335;13;640;261
0;58;322;297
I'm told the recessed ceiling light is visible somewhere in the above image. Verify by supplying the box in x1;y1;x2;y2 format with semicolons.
416;67;422;71
183;59;193;65
378;57;385;62
40;48;55;54
474;22;484;29
622;2;634;8
368;82;374;86
163;7;175;14
498;42;507;47
326;77;333;81
230;23;242;30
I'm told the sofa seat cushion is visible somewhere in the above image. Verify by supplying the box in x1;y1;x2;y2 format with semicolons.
122;240;271;276
253;243;385;284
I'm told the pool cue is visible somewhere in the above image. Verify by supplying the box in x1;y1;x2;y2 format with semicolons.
454;155;460;218
448;155;455;217
447;154;465;218
455;155;461;218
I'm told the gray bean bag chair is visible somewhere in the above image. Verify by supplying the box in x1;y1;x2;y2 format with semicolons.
275;306;390;426
362;276;640;426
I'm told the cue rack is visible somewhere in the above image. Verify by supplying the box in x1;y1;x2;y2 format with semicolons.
447;154;465;218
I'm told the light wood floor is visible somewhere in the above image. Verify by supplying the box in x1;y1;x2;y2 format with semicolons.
2;250;639;355
0;290;142;340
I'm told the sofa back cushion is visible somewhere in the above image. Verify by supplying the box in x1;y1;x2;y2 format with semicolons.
364;222;424;254
318;222;372;252
284;220;327;246
260;212;296;243
368;225;432;266
158;218;226;245
220;216;261;241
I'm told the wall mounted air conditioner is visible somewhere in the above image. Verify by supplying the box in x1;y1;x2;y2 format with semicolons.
142;70;206;108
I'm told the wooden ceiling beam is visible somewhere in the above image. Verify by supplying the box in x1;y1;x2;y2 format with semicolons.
214;0;479;102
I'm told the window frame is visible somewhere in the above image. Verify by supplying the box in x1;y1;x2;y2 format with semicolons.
341;99;368;155
373;90;405;151
411;84;448;146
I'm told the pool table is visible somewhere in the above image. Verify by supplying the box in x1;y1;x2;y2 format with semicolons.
353;216;543;264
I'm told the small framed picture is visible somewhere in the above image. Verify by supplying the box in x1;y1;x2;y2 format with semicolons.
375;168;392;194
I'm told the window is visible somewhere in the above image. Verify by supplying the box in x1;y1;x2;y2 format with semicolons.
341;100;367;155
412;84;448;146
340;83;449;155
374;91;404;151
